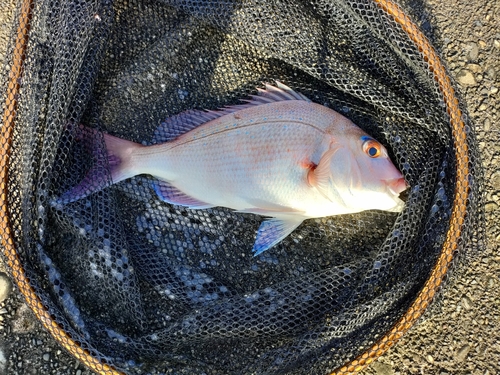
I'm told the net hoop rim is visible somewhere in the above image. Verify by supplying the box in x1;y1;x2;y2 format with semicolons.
0;1;469;375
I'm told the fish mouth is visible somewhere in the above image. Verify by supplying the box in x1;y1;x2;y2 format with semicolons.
383;177;408;196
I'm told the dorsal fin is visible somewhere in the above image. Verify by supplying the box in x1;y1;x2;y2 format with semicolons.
153;109;221;143
153;82;311;143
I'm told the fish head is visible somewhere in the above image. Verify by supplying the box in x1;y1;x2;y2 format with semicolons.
325;128;408;213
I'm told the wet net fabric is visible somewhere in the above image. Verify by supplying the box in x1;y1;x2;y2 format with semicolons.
1;0;482;374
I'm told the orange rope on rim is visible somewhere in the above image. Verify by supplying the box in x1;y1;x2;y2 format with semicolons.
331;1;469;374
0;1;123;374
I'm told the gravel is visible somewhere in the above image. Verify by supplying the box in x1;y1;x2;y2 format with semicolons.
0;0;498;374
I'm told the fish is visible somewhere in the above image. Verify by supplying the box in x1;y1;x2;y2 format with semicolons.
58;82;407;255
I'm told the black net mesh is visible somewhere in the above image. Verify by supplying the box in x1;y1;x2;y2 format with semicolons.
0;0;482;374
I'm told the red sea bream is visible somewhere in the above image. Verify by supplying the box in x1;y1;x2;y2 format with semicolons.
59;83;407;255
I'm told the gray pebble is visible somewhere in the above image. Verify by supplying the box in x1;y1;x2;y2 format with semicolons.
0;347;6;368
42;353;50;361
486;277;495;289
477;102;487;111
466;63;481;73
467;42;479;61
485;67;497;80
485;202;498;212
484;118;491;131
371;361;394;375
457;69;476;85
0;273;12;303
462;296;472;310
491;171;500;190
454;344;470;362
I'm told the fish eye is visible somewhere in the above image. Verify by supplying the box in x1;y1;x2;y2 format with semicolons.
362;138;382;158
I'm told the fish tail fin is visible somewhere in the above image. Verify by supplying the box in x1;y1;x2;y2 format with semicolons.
103;132;141;184
55;126;142;204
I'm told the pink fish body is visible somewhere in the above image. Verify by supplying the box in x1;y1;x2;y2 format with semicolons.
60;83;407;254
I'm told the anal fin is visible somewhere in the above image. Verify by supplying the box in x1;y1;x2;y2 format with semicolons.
153;180;214;209
252;217;304;256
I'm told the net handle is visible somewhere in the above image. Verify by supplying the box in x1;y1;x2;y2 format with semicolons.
331;0;469;373
0;1;124;374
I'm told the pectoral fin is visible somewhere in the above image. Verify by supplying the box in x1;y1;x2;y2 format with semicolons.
252;217;304;256
308;145;360;201
308;145;340;201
